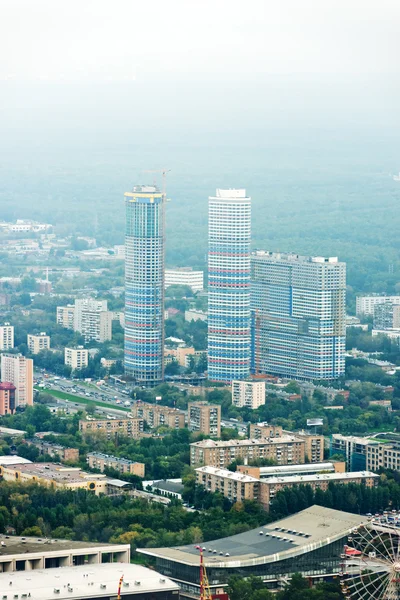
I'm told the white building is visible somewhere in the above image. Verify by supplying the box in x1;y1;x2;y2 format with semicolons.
185;309;208;322
372;329;400;341
356;295;400;316
65;347;89;370
0;353;33;407
165;267;204;292
232;379;266;409
56;304;75;329
0;219;52;233
73;298;112;343
0;323;14;350
27;332;50;354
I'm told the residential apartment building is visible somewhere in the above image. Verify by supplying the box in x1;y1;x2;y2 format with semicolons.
64;346;88;370
249;423;283;439
79;417;144;439
124;185;165;385
27;439;79;462
195;466;378;510
237;461;346;479
294;430;325;463
0;382;16;415
0;323;14;350
87;452;145;476
0;353;33;408
251;252;346;381
190;436;306;468
131;401;185;430
208;188;251;382
356;295;400;317
366;443;400;471
27;332;50;354
165;345;195;367
73;298;112;343
330;434;379;471
232;380;266;409
165;267;204;292
56;304;75;329
373;302;400;330
188;401;221;437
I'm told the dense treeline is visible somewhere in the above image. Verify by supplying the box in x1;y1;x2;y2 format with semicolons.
228;573;343;600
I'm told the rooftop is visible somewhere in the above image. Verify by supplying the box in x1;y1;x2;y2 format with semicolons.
257;462;338;476
0;534;127;558
262;470;378;485
196;466;260;483
0;426;27;436
252;251;342;265
0;563;178;599
331;434;378;445
0;455;32;466
2;462;107;484
152;480;185;494
138;505;367;568
87;452;139;466
191;436;302;449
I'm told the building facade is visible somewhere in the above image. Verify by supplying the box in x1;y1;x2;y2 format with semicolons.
0;323;14;350
0;382;16;415
187;401;221;437
0;353;33;408
65;347;88;370
165;267;204;292
232;380;266;409
131;401;185;430
330;434;379;471
79;418;144;439
249;423;283;439
356;294;400;316
26;439;79;462
87;452;145;476
73;298;112;343
27;332;50;354
208;189;251;382
56;304;75;329
251;252;346;380
124;185;165;385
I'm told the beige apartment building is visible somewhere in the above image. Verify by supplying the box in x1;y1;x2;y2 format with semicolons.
195;466;378;510
232;380;266;409
190;436;306;468
0;323;14;350
79;417;144;439
27;332;50;354
56;304;75;328
367;442;400;471
87;452;145;477
188;401;221;437
249;423;283;439
64;346;88;370
292;430;325;463
0;353;33;408
131;401;185;430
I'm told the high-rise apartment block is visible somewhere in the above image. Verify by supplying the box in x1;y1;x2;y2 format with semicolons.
27;332;50;354
356;295;400;317
208;189;251;382
187;401;221;437
373;302;400;330
64;347;88;370
131;401;185;430
0;323;14;351
165;268;204;292
73;298;112;343
124;185;165;385
0;382;16;415
56;304;75;329
232;380;265;409
0;353;33;408
251;252;346;380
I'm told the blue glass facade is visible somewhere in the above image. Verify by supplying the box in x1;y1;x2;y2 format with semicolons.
124;186;165;384
208;189;251;382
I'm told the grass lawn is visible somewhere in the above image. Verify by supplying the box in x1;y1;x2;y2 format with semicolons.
35;387;130;413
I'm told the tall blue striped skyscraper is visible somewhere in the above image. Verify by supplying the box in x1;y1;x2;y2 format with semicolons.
208;189;251;382
124;185;165;385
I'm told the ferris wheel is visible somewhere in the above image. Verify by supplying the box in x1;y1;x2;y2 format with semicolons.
340;522;400;600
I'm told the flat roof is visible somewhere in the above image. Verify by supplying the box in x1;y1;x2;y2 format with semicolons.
258;462;337;476
0;563;178;599
196;466;260;483
331;434;377;445
263;470;378;485
138;505;367;568
0;426;26;436
0;534;129;558
87;452;139;465
2;462;107;484
190;436;302;449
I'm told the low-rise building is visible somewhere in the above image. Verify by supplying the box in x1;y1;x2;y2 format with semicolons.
190;436;306;468
166;345;196;367
184;309;208;322
131;402;185;430
27;332;50;354
65;346;88;370
26;439;79;462
0;382;16;416
188;401;221;437
232;380;266;409
165;267;204;292
151;479;184;500
87;452;145;477
0;462;132;495
79;418;144;439
0;322;14;350
195;465;378;510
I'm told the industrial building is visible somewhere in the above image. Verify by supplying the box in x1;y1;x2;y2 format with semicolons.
208;188;251;382
124;185;166;385
137;505;367;597
0;563;179;600
251;251;346;380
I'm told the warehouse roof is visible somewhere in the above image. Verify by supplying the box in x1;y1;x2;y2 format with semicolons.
138;505;367;568
0;563;178;599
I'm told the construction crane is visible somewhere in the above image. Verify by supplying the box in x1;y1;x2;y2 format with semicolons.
196;546;212;600
117;574;124;600
143;168;171;195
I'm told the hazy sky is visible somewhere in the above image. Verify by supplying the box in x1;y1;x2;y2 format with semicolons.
1;0;399;82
